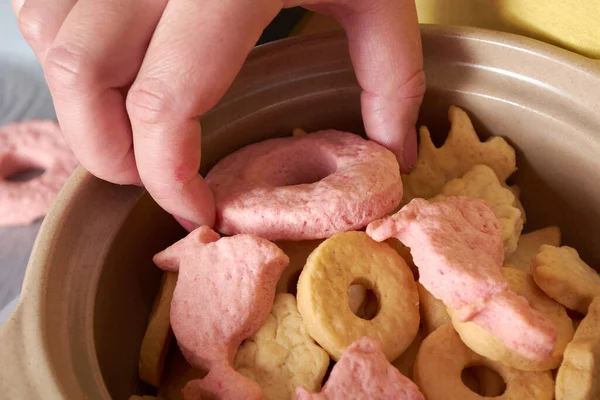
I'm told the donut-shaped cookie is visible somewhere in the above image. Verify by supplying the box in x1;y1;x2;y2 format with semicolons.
0;120;78;226
449;267;574;371
296;231;419;361
414;324;555;400
206;130;402;241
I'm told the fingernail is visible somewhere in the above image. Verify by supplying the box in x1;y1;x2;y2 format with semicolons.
401;128;418;172
173;215;199;232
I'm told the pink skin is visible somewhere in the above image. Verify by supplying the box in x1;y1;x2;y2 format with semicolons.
0;120;78;226
366;197;557;361
153;226;288;399
296;337;424;400
206;130;403;240
12;0;424;230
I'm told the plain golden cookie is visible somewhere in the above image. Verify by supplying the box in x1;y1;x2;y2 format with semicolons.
414;324;555;400
297;231;420;361
234;294;329;400
392;325;427;379
532;245;600;314
401;105;516;203
417;283;450;334
507;185;527;224
506;227;561;272
139;272;178;387
449;267;573;371
556;296;600;400
384;237;418;278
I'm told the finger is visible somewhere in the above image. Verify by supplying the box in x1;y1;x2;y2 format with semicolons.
14;0;76;62
309;0;425;172
126;0;282;226
42;0;167;184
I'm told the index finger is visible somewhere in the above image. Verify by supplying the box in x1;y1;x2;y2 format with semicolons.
126;0;282;228
309;0;425;171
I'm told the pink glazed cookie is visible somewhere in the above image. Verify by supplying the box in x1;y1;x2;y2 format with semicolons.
153;226;289;399
367;197;557;361
296;337;424;400
183;364;263;400
205;130;402;240
0;120;78;226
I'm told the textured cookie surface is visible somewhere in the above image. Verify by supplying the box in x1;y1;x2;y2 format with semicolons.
532;245;600;314
235;294;329;400
402;106;516;203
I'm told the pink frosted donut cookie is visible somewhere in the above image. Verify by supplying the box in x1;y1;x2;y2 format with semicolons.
206;130;402;240
367;197;557;361
296;337;425;400
0;120;78;226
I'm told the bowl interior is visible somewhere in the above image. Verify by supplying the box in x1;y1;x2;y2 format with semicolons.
90;28;600;399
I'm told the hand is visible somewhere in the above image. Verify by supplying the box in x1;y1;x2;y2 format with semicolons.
12;0;425;229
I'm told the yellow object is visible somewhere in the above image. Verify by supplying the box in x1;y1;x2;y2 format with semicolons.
138;272;178;387
450;267;574;371
296;231;420;361
402;106;517;203
234;294;330;400
556;296;600;400
295;1;600;59
414;324;555;400
506;226;562;272
532;245;600;314
417;283;451;334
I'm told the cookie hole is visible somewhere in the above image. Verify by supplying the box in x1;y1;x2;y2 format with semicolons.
279;163;334;186
348;282;379;320
287;270;302;296
266;148;336;187
0;155;45;182
6;167;45;182
321;358;336;387
461;365;506;397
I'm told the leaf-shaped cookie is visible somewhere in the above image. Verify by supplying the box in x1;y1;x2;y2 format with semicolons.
402;105;516;202
532;245;600;314
556;296;600;400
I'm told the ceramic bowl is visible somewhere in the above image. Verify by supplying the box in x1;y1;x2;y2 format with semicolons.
1;25;599;399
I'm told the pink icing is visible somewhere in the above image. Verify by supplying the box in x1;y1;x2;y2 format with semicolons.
0;120;78;226
367;197;506;310
153;226;289;399
466;291;558;360
205;130;402;241
183;363;264;400
366;197;557;361
296;337;424;400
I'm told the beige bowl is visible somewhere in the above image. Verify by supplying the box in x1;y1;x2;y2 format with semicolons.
1;25;600;399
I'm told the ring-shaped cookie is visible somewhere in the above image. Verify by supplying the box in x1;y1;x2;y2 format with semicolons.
414;324;554;400
449;267;574;371
0;120;78;226
206;130;402;241
296;231;419;361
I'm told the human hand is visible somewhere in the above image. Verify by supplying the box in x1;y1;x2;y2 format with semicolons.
12;0;424;229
